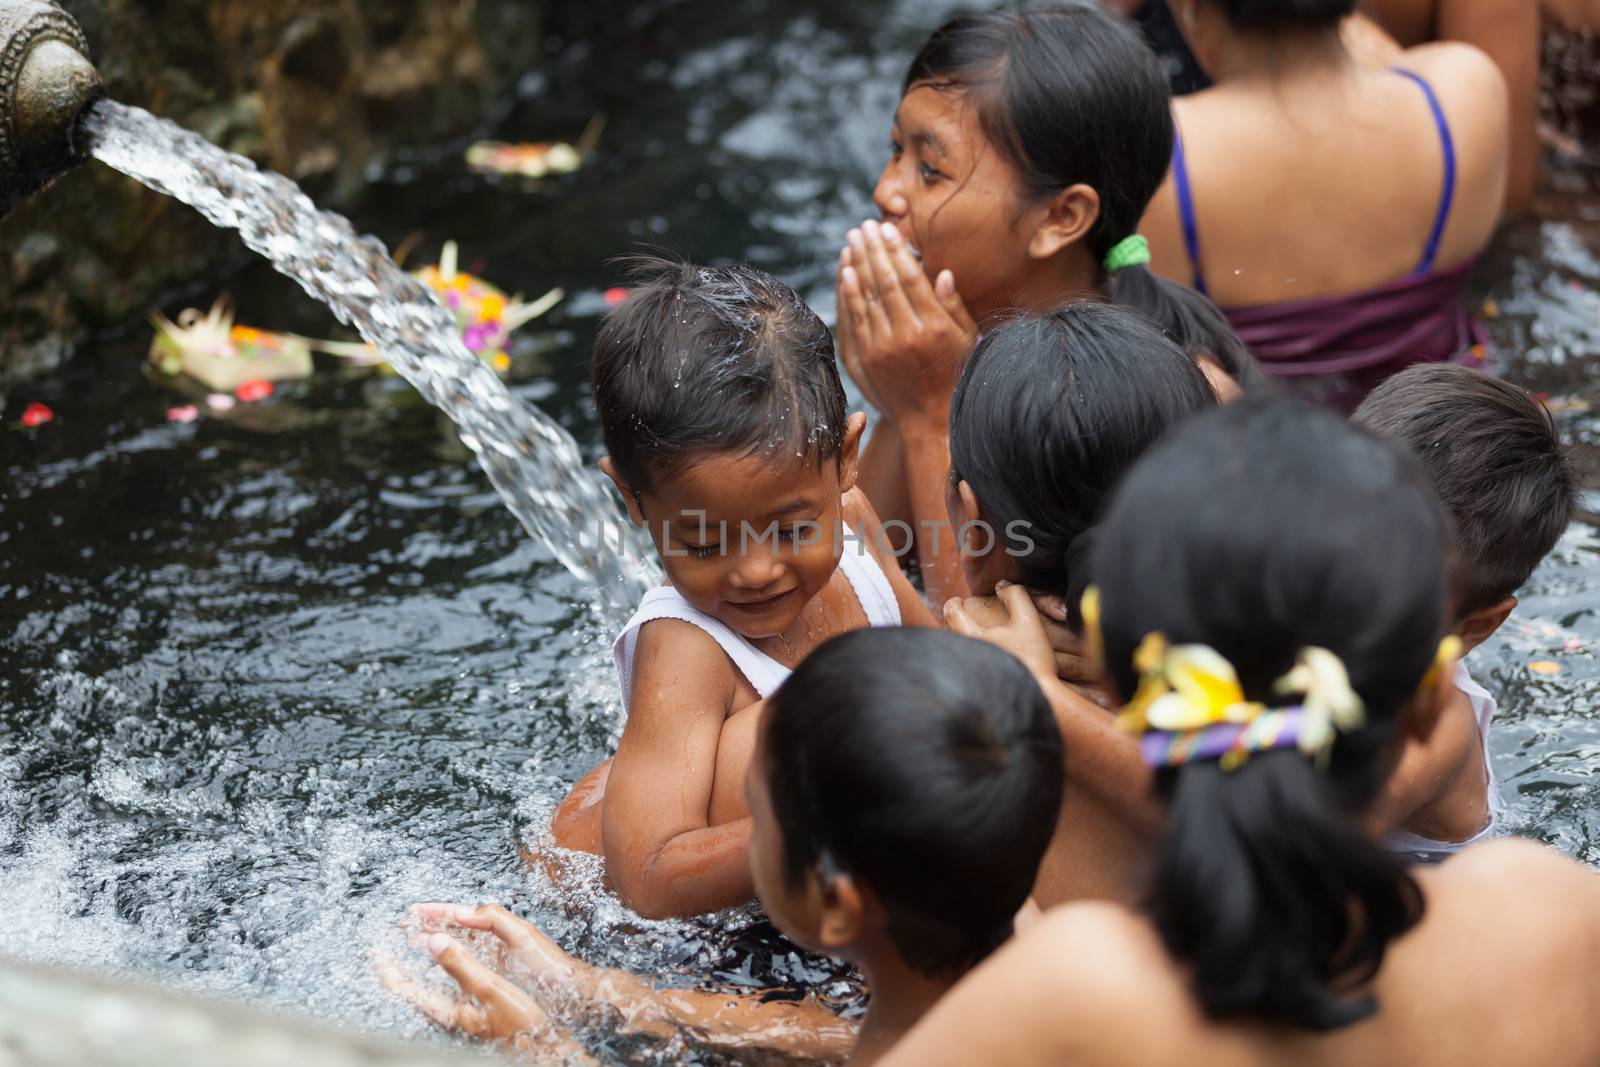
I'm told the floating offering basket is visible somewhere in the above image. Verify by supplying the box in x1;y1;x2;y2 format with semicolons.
465;114;605;179
293;242;562;376
149;298;312;393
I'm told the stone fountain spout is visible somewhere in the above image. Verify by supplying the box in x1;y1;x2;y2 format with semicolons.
0;0;102;218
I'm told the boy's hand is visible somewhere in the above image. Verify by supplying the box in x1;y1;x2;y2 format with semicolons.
380;934;560;1051
384;905;599;1062
947;585;1095;683
836;220;977;426
944;583;1060;684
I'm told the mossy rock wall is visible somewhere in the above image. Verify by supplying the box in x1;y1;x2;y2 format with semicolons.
0;0;541;384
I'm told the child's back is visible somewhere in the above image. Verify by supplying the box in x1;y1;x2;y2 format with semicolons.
572;258;930;918
1354;364;1577;855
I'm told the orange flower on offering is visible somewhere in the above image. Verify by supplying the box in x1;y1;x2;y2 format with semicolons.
399;242;562;377
464;115;604;178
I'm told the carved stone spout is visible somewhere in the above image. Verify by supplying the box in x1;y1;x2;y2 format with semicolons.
0;0;102;218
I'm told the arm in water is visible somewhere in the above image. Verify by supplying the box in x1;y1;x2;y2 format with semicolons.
602;621;755;919
388;904;858;1061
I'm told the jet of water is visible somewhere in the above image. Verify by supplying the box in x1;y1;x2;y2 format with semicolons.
81;99;659;609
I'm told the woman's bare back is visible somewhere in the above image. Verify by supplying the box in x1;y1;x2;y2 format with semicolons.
877;839;1600;1067
1144;42;1508;308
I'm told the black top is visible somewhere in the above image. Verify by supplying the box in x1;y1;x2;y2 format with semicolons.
1132;0;1213;96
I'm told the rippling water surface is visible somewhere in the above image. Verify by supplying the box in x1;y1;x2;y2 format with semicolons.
0;5;1595;1062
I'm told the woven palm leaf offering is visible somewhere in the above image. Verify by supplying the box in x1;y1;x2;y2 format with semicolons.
148;298;313;394
465;114;605;179
318;242;562;377
418;242;563;372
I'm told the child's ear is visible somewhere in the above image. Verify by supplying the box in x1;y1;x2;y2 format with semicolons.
1404;643;1462;745
956;480;989;554
1455;596;1516;654
837;412;868;493
599;457;645;527
1027;183;1101;262
816;871;865;952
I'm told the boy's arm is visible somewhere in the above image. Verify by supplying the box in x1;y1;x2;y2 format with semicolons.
843;487;939;627
403;904;859;1060
947;586;1162;834
601;620;756;920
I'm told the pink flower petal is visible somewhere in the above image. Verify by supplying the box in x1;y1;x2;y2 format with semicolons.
166;405;200;423
206;393;236;411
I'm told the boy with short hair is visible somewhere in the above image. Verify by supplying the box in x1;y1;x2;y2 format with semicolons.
560;257;931;920
1354;363;1577;854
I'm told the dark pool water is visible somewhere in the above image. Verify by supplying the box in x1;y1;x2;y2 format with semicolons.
0;4;1596;1061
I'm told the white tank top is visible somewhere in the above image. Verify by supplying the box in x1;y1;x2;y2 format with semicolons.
1382;662;1501;858
612;525;902;713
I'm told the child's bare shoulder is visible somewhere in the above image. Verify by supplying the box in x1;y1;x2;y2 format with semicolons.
963;903;1190;1060
841;486;937;627
1015;904;1179;1013
1437;838;1600;907
626;617;740;720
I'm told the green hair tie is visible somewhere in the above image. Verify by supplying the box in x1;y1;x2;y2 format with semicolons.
1104;235;1151;274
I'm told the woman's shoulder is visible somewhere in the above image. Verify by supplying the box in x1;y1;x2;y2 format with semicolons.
1394;40;1510;135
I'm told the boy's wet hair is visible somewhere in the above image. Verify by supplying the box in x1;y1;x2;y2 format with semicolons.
1094;399;1448;1032
1354;364;1577;617
763;628;1063;979
590;255;846;492
949;301;1217;611
906;5;1256;384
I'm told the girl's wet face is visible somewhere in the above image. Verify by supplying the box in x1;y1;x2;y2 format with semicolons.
873;84;1037;320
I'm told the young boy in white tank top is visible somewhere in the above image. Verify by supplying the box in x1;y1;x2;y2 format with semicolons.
1355;364;1577;856
551;257;933;920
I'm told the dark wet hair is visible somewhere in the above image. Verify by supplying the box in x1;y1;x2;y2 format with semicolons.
1125;276;1266;389
948;302;1216;612
905;5;1236;379
764;628;1064;978
1093;399;1444;1031
590;255;846;492
1209;0;1356;30
1355;363;1577;617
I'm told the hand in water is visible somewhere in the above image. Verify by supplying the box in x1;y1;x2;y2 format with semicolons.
380;904;596;1063
387;903;859;1061
835;220;977;424
946;584;1097;685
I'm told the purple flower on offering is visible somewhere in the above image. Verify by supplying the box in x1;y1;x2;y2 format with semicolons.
463;323;493;352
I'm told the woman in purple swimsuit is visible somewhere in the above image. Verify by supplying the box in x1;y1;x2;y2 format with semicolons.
1140;0;1509;408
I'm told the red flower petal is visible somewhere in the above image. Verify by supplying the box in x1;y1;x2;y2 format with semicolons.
603;287;628;306
20;402;53;428
235;379;274;402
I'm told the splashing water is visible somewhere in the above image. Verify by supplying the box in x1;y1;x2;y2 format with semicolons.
81;100;659;609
